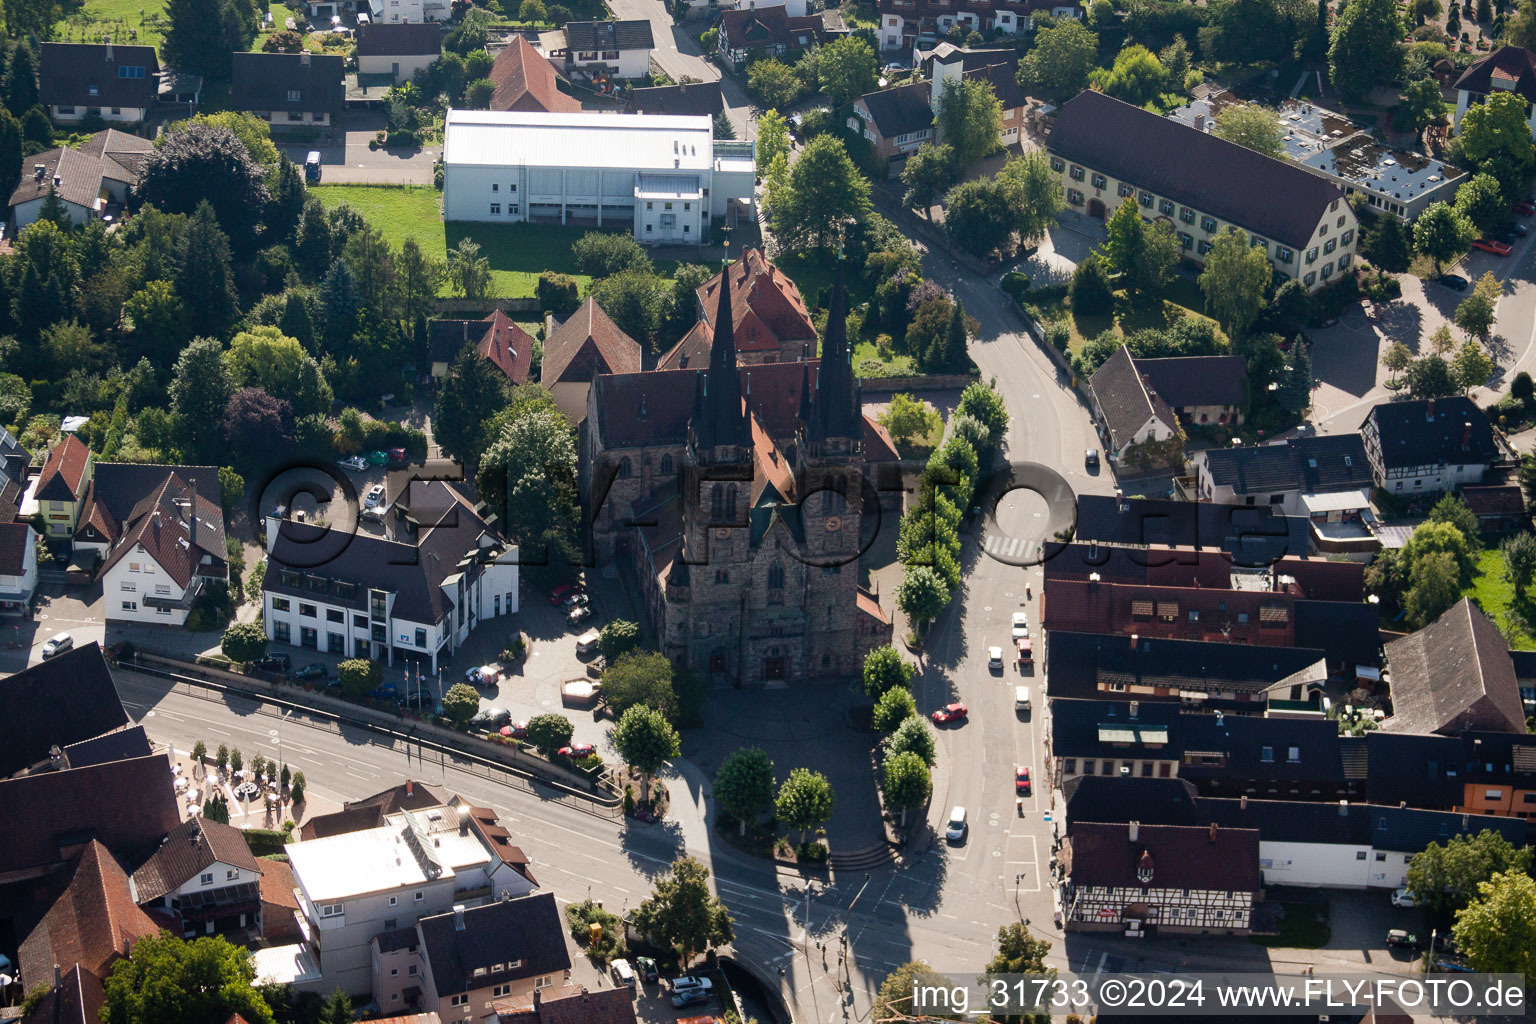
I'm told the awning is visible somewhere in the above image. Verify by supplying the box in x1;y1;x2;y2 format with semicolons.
1301;489;1371;513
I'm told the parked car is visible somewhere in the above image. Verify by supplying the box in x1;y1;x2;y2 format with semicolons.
365;450;389;466
672;977;714;995
610;959;636;989
366;682;397;701
558;742;597;758
568;605;593;627
1386;928;1418;949
635;957;659;983
1085;449;1100;469
40;633;73;659
505;720;528;739
338;455;368;471
1016;765;1031;795
1011;611;1029;639
364;483;386;509
549;583;585;606
1439;274;1470;291
988;645;1004;670
1472;237;1513;256
562;592;590;610
293;663;328;682
388;447;408;467
253;653;291;673
1016;638;1033;666
931;702;968;725
1391;887;1419;908
671;991;711;1009
1514;200;1535;216
465;664;500;686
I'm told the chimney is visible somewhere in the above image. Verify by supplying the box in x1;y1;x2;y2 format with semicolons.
106;42;113;61
1400;800;1407;809
407;780;414;797
453;904;466;930
1338;799;1349;816
1462;422;1471;448
1209;822;1217;842
52;175;60;189
1128;821;1139;842
1130;633;1138;649
1128;700;1139;719
1426;397;1435;420
32;164;43;181
1240;794;1248;810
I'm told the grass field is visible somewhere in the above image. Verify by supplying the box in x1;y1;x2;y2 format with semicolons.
68;0;330;57
1465;547;1536;649
311;184;679;298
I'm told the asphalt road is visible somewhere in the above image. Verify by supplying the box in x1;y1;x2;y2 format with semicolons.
602;0;757;138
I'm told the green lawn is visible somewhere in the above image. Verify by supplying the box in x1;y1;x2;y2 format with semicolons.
1465;547;1536;649
311;184;678;299
1026;281;1224;358
61;0;171;53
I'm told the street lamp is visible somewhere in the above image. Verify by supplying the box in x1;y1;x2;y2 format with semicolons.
841;872;872;948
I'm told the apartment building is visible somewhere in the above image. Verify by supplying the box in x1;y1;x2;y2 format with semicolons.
877;0;1077;50
1047;91;1358;293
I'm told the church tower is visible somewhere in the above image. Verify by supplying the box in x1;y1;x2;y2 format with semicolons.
796;255;865;566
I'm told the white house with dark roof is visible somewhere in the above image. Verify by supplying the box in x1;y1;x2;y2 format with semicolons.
1048;90;1358;292
10;129;154;229
559;19;654;80
1453;45;1536;141
1086;346;1179;466
39;43;159;123
413;894;569;1020
130;817;262;937
1359;395;1498;495
356;23;443;82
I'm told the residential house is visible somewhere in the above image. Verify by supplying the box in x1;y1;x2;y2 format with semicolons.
492;984;639;1024
716;5;825;69
1381;597;1527;735
1135;355;1248;428
0;519;37;613
559;20;654;80
1359;396;1499;495
33;434;93;539
261;495;519;673
230;52;345;129
1453;45;1536;141
629;81;724;118
922;47;1028;148
878;0;1077;49
427;311;535;385
0;643;129;779
361;0;450;25
1048;90;1358;292
261;858;304;944
714;0;807;15
1062;821;1261;936
850;82;933;169
299;781;450;841
540;297;643;422
10;129;154;229
17;966;106;1024
659;248;817;370
1063;494;1312;566
130;817;263;937
1087;346;1180;467
1051;698;1183;786
488;35;581;113
1458;484;1526;533
412;895;570;1020
428;319;492;380
39;43;159;123
278;799;537;995
356;23;443;83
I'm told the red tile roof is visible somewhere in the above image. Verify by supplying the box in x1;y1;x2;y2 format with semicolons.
489;35;581;113
35;434;91;503
697;249;816;353
98;472;225;589
0;519;31;575
1458;484;1526;519
18;840;162;988
857;586;890;625
19;964;105;1024
542;298;642;384
1066;822;1261;892
494;984;637;1024
475;310;536;385
130;817;260;904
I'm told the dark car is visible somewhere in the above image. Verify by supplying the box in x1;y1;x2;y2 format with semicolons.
1085;449;1100;469
635;957;659;982
293;663;328;682
253;653;291;673
1439;274;1470;291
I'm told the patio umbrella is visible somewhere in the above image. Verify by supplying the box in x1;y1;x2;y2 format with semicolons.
499;726;513;737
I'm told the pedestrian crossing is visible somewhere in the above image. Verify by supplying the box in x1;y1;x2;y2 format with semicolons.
982;532;1043;565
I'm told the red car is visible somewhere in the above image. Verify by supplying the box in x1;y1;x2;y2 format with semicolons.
558;742;597;758
1472;238;1513;256
508;720;528;739
930;702;968;725
1016;766;1031;795
1514;201;1535;216
549;583;586;606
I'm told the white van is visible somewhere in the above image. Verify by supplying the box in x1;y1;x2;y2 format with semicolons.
945;806;968;843
610;958;636;989
575;630;601;657
1014;686;1031;711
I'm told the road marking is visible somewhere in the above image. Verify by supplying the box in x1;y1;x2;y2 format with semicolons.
122;700;144;710
300;756;325;766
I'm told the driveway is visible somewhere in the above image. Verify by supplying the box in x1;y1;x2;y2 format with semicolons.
278;110;439;186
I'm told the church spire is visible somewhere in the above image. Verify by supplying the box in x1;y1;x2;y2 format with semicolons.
809;252;861;443
690;244;749;452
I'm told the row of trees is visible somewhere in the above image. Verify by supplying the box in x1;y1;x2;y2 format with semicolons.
863;646;935;827
711;746;837;846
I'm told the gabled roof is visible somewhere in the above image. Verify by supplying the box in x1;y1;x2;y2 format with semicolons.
230;52;344;117
39;43;159;110
130;817;261;904
541;298;642;384
355;22;443;56
1048;90;1346;249
10;130;156;213
718;5;824;50
856;81;932;140
1453;45;1536;104
964;57;1025;110
1459;484;1526;518
1066;494;1310;565
0;642;127;779
1362;396;1497;470
475;310;535;385
416;893;570;994
82;462;221;531
1134;355;1247;409
1049;697;1183;761
35;434;91;503
1064;775;1201;830
97;472;226;589
19;840;161;987
489;35;581;113
563;19;654;51
346;780;451;815
1273;556;1365;602
629;81;723;117
696;249;817;353
494;984;638;1024
1045;630;1325;702
1066;821;1261;892
18;965;104;1024
1089;346;1177;453
0;519;31;574
1043;542;1235;587
1202;434;1372;495
64;725;151;770
1382;597;1526;735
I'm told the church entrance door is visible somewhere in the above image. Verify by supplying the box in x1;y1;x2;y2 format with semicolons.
709;649;727;673
763;656;786;679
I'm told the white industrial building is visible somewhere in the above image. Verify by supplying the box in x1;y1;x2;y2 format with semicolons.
441;110;756;245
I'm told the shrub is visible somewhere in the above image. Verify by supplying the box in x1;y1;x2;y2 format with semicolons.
537;272;580;317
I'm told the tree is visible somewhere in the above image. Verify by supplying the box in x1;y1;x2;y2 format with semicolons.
191;740;208;769
1514;370;1535;406
1103;199;1146;286
771;135;870;251
881;750;931;825
1018;19;1098;93
1364;214;1412;273
601;651;679;723
202;794;230;824
1406;354;1457;397
478;406;581;566
901;142;958;216
223;388;294;465
1092;44;1168;107
215;744;229;773
1454;172;1506;234
1136;221;1180;298
1070;253;1115;316
1278;341;1312;413
906;296;954;372
1200;229;1272;338
599;620;641;660
177;201;240;340
1403;76;1449;133
873;686;917;731
1407;828;1534;919
165;0;252;78
1503;532;1536;599
519;0;547;18
434;342;509;467
897;565;951;627
588;269;667;349
572;231;651;278
877;962;954;1021
336;658;383;700
943;176;1022;258
747;58;803;108
1453;870;1536;975
441;681;481;726
221;622;267;664
631;857;733;969
614;704;680;804
537;271;581;318
934;75;1002;168
1382;340;1413;386
0;110;19;205
957;379;1009;448
1330;0;1402;99
1213;103;1285;158
526;713;574;756
863;644;915;698
776;767;835;844
886;714;936;767
818;36;878;106
446;238;492;299
102;934;275;1024
171;336;235;461
755;109;790;177
137;124;268;242
713;747;775;835
1454;91;1536;200
1271;278;1316;336
125;280;189;367
1452;338;1495;392
1406;549;1462;626
712;110;736;140
987;921;1051;974
318;989;352;1024
227;326;306;395
879;392;941;448
1454;290;1497;347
